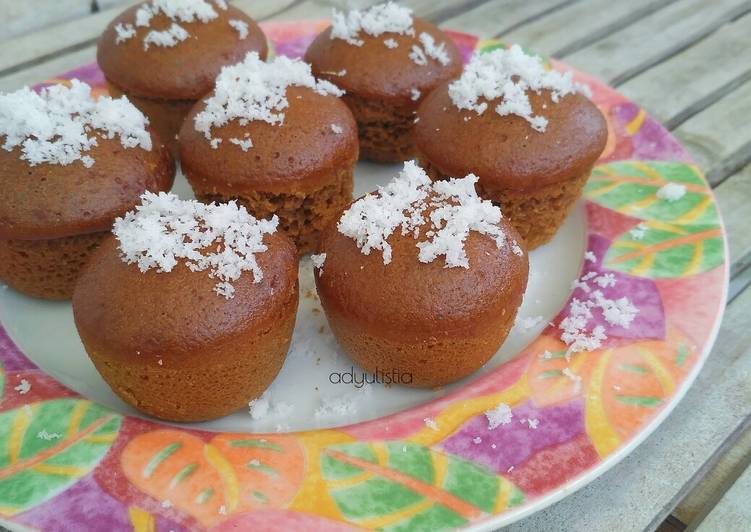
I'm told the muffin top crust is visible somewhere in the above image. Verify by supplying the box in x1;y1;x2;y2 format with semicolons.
414;45;607;189
97;0;268;100
179;53;358;194
0;81;174;240
315;162;528;331
304;2;463;102
73;208;298;361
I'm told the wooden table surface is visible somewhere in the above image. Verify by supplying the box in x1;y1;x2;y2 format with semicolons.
1;1;749;530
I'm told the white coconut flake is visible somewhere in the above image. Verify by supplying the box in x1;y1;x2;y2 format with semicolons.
424;417;439;431
416;32;450;66
562;367;582;393
594;273;616;288
337;161;508;268
115;23;136;43
485;403;513;430
448;44;589;132
125;0;227;50
229;137;253;151
384;38;399;49
331;2;415;46
161;500;172;508
409;44;428;66
630;223;647;240
511;240;524;256
311;253;326;275
516;315;544;331
228;18;249;40
194;52;343;145
37;429;62;441
248;392;294;420
330;123;343;134
14;379;31;395
525;418;539;430
143;22;189;50
410;88;421;101
315;389;370;420
113;191;278;299
0;80;151;168
656;182;687;202
584;250;597;263
472;437;482;444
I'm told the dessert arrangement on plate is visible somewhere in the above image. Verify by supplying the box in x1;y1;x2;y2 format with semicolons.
0;1;728;531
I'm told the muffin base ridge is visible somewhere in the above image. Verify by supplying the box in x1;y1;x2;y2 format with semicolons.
80;285;298;423
194;168;354;255
322;298;520;388
0;232;106;300
422;158;592;250
345;94;417;163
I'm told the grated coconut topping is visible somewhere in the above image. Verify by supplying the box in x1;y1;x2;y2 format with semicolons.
330;3;450;68
331;2;414;46
194;52;343;149
337;161;508;268
228;19;249;39
113;191;278;299
0;79;151;168
448;44;589;132
114;0;230;50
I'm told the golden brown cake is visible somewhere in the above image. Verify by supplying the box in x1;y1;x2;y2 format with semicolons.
314;162;529;388
179;53;358;255
304;2;462;162
414;45;608;249
0;81;175;300
97;0;268;153
72;193;298;422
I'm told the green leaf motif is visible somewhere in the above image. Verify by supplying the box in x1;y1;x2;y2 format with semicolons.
320;441;523;531
586;161;719;226
0;399;121;515
605;221;723;278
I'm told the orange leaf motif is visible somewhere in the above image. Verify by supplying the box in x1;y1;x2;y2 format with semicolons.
120;430;304;527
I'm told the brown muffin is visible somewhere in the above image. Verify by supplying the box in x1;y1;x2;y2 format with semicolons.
414;45;607;249
179;53;358;255
97;0;268;153
72;194;299;422
304;3;462;162
314;162;529;388
0;81;175;300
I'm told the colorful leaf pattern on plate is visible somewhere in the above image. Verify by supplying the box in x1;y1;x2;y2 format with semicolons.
586;161;723;278
0;399;120;515
321;441;523;531
0;24;727;532
120;430;304;528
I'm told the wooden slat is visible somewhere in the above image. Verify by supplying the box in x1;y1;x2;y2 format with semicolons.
0;47;96;92
614;11;751;128
713;164;751;278
672;80;751;185
565;0;751;86
693;461;751;531
0;0;299;87
504;284;751;532
673;424;751;526
440;0;574;40
500;0;672;57
0;0;93;43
